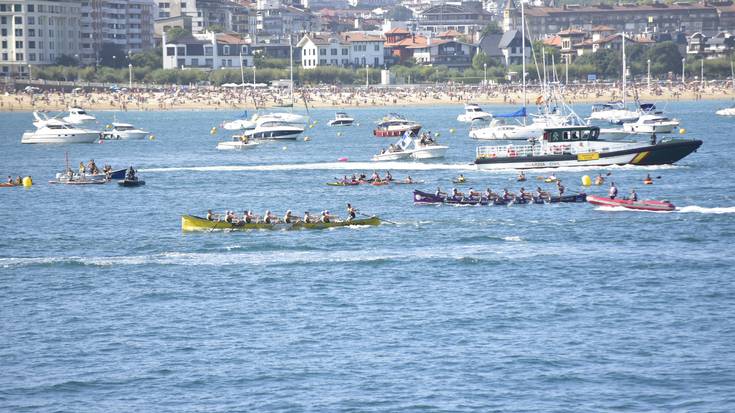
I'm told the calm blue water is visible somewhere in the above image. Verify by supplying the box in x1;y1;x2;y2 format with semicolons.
1;101;735;412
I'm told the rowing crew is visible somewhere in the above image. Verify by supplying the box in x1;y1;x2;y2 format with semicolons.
206;203;359;225
337;171;416;184
438;186;555;202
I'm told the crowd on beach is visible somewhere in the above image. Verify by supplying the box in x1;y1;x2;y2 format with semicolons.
1;80;734;112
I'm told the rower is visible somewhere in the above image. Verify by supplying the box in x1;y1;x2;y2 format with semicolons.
385;171;392;181
630;189;638;202
264;210;273;224
125;166;136;180
346;203;357;221
244;210;254;224
405;175;413;183
452;187;462;199
502;188;513;201
535;186;546;199
608;182;618;199
225;211;234;224
321;210;331;223
518;187;527;199
303;211;312;223
456;174;465;183
557;180;565;196
517;171;526;182
6;176;12;184
283;210;294;224
435;187;444;197
594;174;605;185
14;176;22;185
206;209;215;221
468;187;480;198
371;170;380;181
484;188;494;199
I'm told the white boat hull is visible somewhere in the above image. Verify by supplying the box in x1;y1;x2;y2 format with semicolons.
217;141;259;150
372;152;411;161
623;122;678;134
476;152;638;170
222;119;256;131
716;108;735;116
22;131;100;144
101;130;149;140
411;145;448;160
457;114;492;123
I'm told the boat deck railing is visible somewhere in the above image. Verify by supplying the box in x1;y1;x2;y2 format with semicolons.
476;143;586;159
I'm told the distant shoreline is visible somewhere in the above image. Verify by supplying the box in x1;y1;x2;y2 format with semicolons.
2;87;733;112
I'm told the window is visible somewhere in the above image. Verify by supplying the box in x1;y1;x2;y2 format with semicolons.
374;57;379;66
241;45;246;54
15;16;22;25
16;53;24;61
205;58;213;66
1;41;6;48
319;48;326;55
223;45;229;55
342;48;348;55
330;48;336;55
1;29;6;36
28;16;34;25
29;29;35;36
374;44;379;51
28;4;34;12
15;29;23;36
1;16;6;24
1;54;6;61
29;41;35;49
191;58;198;66
29;53;36;61
15;41;23;49
177;58;185;67
14;4;21;12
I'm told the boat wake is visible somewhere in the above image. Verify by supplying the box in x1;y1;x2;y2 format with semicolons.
141;161;472;174
478;164;684;174
677;205;735;214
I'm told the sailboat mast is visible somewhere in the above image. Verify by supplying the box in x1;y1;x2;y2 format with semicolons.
521;0;527;110
289;37;294;108
621;33;626;106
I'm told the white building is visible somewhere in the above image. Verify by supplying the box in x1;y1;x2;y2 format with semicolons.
0;0;82;76
79;0;156;64
297;31;384;69
162;31;252;70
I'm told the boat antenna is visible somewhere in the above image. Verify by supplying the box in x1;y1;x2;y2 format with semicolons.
289;36;294;111
521;0;527;119
621;32;626;106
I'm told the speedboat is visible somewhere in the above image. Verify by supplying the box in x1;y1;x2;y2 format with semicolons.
22;117;100;144
408;136;448;160
622;114;679;134
217;135;259;150
474;125;702;170
457;103;492;122
255;112;308;127
63;107;96;124
101;122;150;140
243;119;304;140
373;113;421;137
328;112;355;126
587;195;675;211
588;102;639;124
372;135;412;161
49;169;108;185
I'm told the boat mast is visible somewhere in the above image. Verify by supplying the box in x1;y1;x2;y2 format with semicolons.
521;0;527;116
289;36;294;109
621;33;626;106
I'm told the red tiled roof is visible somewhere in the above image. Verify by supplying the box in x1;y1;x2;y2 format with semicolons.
385;27;410;34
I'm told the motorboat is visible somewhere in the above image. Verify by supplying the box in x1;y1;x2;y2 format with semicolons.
49;169;109;185
587;195;675;212
217;135;259;150
622;114;679;134
588;102;640;124
373;113;421;137
255;112;309;127
372;136;412;161
328;112;355;126
457;103;493;123
469;107;569;141
243;119;304;140
62;107;96;124
22;117;100;144
222;118;257;131
474;125;702;170
372;134;447;161
101;122;150;140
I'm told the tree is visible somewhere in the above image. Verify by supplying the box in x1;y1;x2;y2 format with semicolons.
646;41;683;76
386;5;413;20
472;52;500;70
55;54;79;66
130;48;162;70
481;22;502;37
165;27;190;43
99;43;127;68
207;24;225;33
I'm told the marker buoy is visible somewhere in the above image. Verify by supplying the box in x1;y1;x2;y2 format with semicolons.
679;128;686;134
336;132;342;137
149;135;155;141
282;146;287;151
210;127;217;135
581;175;592;187
338;157;348;162
22;176;32;188
449;128;455;134
434;132;440;137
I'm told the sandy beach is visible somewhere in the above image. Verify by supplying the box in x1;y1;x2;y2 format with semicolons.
2;82;733;112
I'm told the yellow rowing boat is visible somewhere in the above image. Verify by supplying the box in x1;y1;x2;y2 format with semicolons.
181;215;381;232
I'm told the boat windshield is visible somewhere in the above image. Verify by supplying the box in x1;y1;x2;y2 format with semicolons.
545;127;600;142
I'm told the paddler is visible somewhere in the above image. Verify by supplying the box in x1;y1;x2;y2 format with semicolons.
502;188;513;201
346;203;357;221
594;173;605;185
535;186;548;199
385;171;393;181
264;210;274;224
206;209;215;221
518;187;527;199
6;176;13;184
608;182;618;199
468;187;480;198
456;174;465;183
451;187;462;199
14;176;21;185
303;211;312;223
404;175;413;184
371;170;380;182
283;210;294;224
484;188;495;200
517;171;526;182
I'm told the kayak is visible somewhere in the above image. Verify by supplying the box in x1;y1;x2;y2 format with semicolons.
181;215;381;231
587;195;675;211
118;179;145;187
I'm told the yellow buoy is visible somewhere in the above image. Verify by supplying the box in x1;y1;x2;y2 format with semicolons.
309;124;314;129
581;175;592;187
106;124;112;129
149;135;155;141
210;127;217;135
22;176;32;188
679;128;686;134
449;128;455;134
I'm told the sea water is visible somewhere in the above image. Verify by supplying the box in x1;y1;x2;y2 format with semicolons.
1;101;734;412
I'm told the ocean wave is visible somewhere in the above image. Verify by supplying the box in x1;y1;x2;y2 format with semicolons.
677;206;735;214
594;206;672;213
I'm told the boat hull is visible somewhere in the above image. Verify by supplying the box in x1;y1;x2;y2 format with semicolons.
372;152;411;161
328;120;354;126
475;139;702;170
374;125;421;137
413;190;586;205
587;195;675;211
181;215;380;231
217;141;258;150
411;145;448;160
21;131;100;144
118;179;145;187
101;130;149;140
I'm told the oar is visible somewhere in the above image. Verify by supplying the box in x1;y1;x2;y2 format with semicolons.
360;212;397;225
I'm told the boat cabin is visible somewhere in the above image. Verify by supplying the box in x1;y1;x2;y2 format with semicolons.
542;126;600;142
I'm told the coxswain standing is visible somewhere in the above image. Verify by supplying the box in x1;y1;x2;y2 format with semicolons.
346;203;357;221
557;180;565;196
629;189;638;201
608;182;618;199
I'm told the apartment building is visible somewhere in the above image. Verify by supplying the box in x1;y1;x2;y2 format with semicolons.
79;0;155;64
162;30;252;69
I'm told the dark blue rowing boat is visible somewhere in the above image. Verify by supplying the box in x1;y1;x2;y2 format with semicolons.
413;190;585;206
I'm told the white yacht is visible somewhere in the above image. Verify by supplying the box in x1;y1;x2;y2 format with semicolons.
243;119;304;140
328;112;355;126
716;105;735;116
622;114;679;134
101;122;150;140
409;138;448;160
588;102;640;124
62;107;96;124
373;113;422;137
217;135;259;150
469;108;570;141
222;118;257;131
22;116;100;144
457;103;492;122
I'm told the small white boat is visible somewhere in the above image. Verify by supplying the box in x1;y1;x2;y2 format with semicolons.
328;112;355;126
371;134;447;161
410;139;448;159
457;103;492;122
62;107;96;124
243;120;304;140
101;122;150;140
49;170;109;185
22;116;100;144
217;135;259;150
588;102;640;124
622;114;679;134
